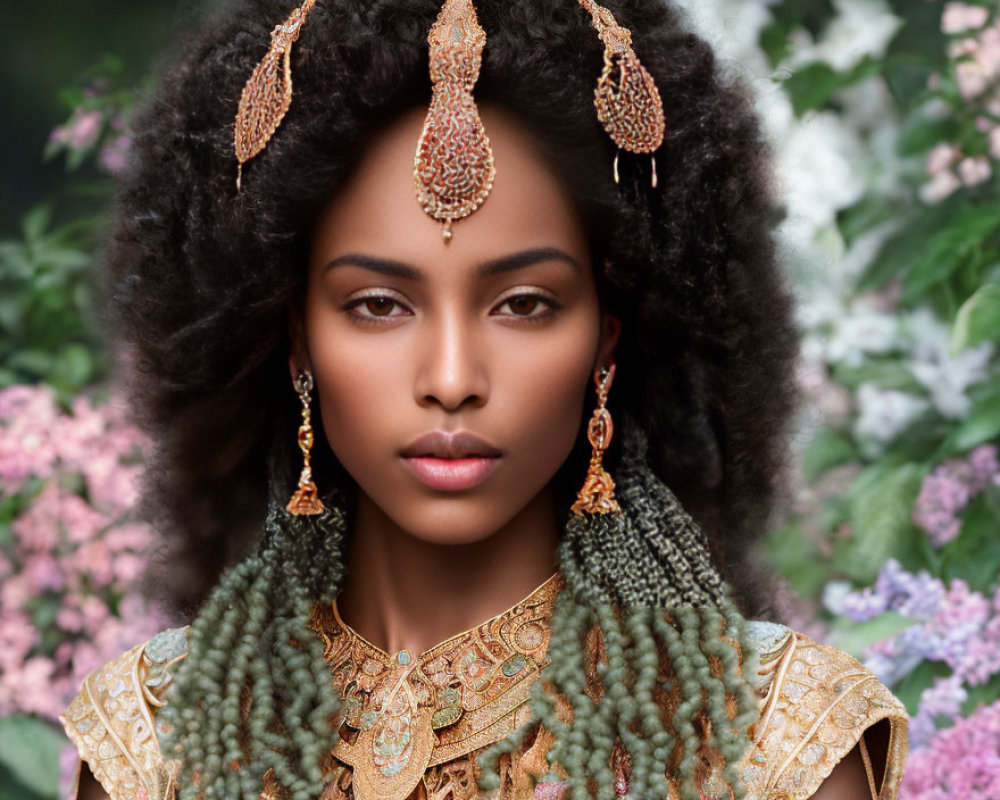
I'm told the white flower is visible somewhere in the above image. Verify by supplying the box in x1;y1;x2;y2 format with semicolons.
853;383;930;454
827;307;900;367
822;580;854;615
784;0;903;72
903;308;994;419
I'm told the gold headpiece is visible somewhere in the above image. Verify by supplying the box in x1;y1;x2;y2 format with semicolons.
577;0;666;187
233;0;666;225
413;0;495;243
234;0;316;190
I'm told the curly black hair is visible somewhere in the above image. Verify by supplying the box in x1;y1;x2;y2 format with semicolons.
106;0;800;619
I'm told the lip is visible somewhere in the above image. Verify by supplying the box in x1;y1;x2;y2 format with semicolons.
400;430;502;459
401;456;500;491
400;430;502;491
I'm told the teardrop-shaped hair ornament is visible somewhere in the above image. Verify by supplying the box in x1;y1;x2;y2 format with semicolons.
413;0;496;243
233;0;317;190
577;0;666;186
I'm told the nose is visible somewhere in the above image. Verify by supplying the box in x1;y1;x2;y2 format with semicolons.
413;309;489;411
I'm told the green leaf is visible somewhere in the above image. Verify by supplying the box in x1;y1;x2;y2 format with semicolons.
764;521;833;600
21;205;52;242
830;360;920;392
0;715;66;798
938;491;1000;592
946;386;1000;453
951;282;1000;353
830;611;917;659
903;205;1000;302
783;61;841;115
839;462;926;583
51;344;95;390
962;671;1000;716
857;203;953;292
890;660;952;715
802;427;857;482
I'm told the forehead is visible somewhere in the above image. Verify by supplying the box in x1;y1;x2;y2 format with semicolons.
309;103;589;276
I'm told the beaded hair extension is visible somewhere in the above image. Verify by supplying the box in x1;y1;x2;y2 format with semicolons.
159;505;349;800
474;424;761;800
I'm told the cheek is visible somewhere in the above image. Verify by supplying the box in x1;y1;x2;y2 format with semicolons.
492;313;598;475
305;321;408;460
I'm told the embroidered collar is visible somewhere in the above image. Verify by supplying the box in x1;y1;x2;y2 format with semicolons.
309;572;564;800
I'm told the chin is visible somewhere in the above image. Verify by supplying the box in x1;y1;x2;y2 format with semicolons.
381;495;524;546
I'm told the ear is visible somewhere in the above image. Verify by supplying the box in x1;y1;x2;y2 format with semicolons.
595;311;622;372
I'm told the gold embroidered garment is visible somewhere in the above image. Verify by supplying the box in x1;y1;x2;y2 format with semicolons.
61;580;909;800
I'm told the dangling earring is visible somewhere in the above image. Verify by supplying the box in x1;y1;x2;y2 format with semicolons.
571;364;621;515
287;369;326;516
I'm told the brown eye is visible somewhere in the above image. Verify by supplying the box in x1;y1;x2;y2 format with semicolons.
365;297;396;316
506;296;539;315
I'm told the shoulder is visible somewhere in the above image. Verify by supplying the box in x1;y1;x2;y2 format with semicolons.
737;621;910;800
60;627;189;800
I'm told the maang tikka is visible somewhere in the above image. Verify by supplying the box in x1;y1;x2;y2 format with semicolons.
287;369;326;516
413;0;495;244
572;364;621;515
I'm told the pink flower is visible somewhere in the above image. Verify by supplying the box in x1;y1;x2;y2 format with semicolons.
901;699;1000;799
22;554;66;592
0;610;39;673
912;446;1000;547
98;134;131;174
926;143;960;175
957;59;991;99
990;127;1000;160
50;108;102;152
942;3;991;35
920;169;962;204
958;154;992;185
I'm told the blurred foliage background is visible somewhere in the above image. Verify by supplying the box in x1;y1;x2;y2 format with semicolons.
3;1;1000;798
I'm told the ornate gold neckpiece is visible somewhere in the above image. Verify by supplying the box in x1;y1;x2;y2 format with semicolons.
310;572;564;800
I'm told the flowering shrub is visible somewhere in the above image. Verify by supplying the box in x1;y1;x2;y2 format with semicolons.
0;385;170;796
679;0;1000;790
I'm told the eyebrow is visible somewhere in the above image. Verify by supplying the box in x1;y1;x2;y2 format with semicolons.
322;247;582;280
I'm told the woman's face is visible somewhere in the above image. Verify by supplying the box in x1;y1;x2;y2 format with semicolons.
299;104;620;545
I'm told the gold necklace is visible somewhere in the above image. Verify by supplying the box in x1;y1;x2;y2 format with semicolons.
309;572;564;800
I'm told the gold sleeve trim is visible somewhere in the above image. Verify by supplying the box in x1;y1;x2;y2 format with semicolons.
739;628;910;800
59;628;189;800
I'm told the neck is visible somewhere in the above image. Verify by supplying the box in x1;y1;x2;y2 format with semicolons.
335;487;561;656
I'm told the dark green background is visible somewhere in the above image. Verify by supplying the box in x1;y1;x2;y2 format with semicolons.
1;1;203;237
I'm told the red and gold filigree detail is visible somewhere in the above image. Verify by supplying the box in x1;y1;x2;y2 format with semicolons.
577;0;666;186
233;0;316;190
413;0;496;243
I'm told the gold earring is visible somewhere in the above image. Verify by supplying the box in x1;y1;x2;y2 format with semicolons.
287;369;325;516
571;364;620;515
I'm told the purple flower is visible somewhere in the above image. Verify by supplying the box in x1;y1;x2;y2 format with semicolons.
912;445;1000;547
908;674;968;750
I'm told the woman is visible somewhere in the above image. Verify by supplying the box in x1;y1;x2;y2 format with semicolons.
60;1;909;799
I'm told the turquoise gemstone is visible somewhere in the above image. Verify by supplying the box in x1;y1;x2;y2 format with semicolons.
397;650;412;665
502;654;528;677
